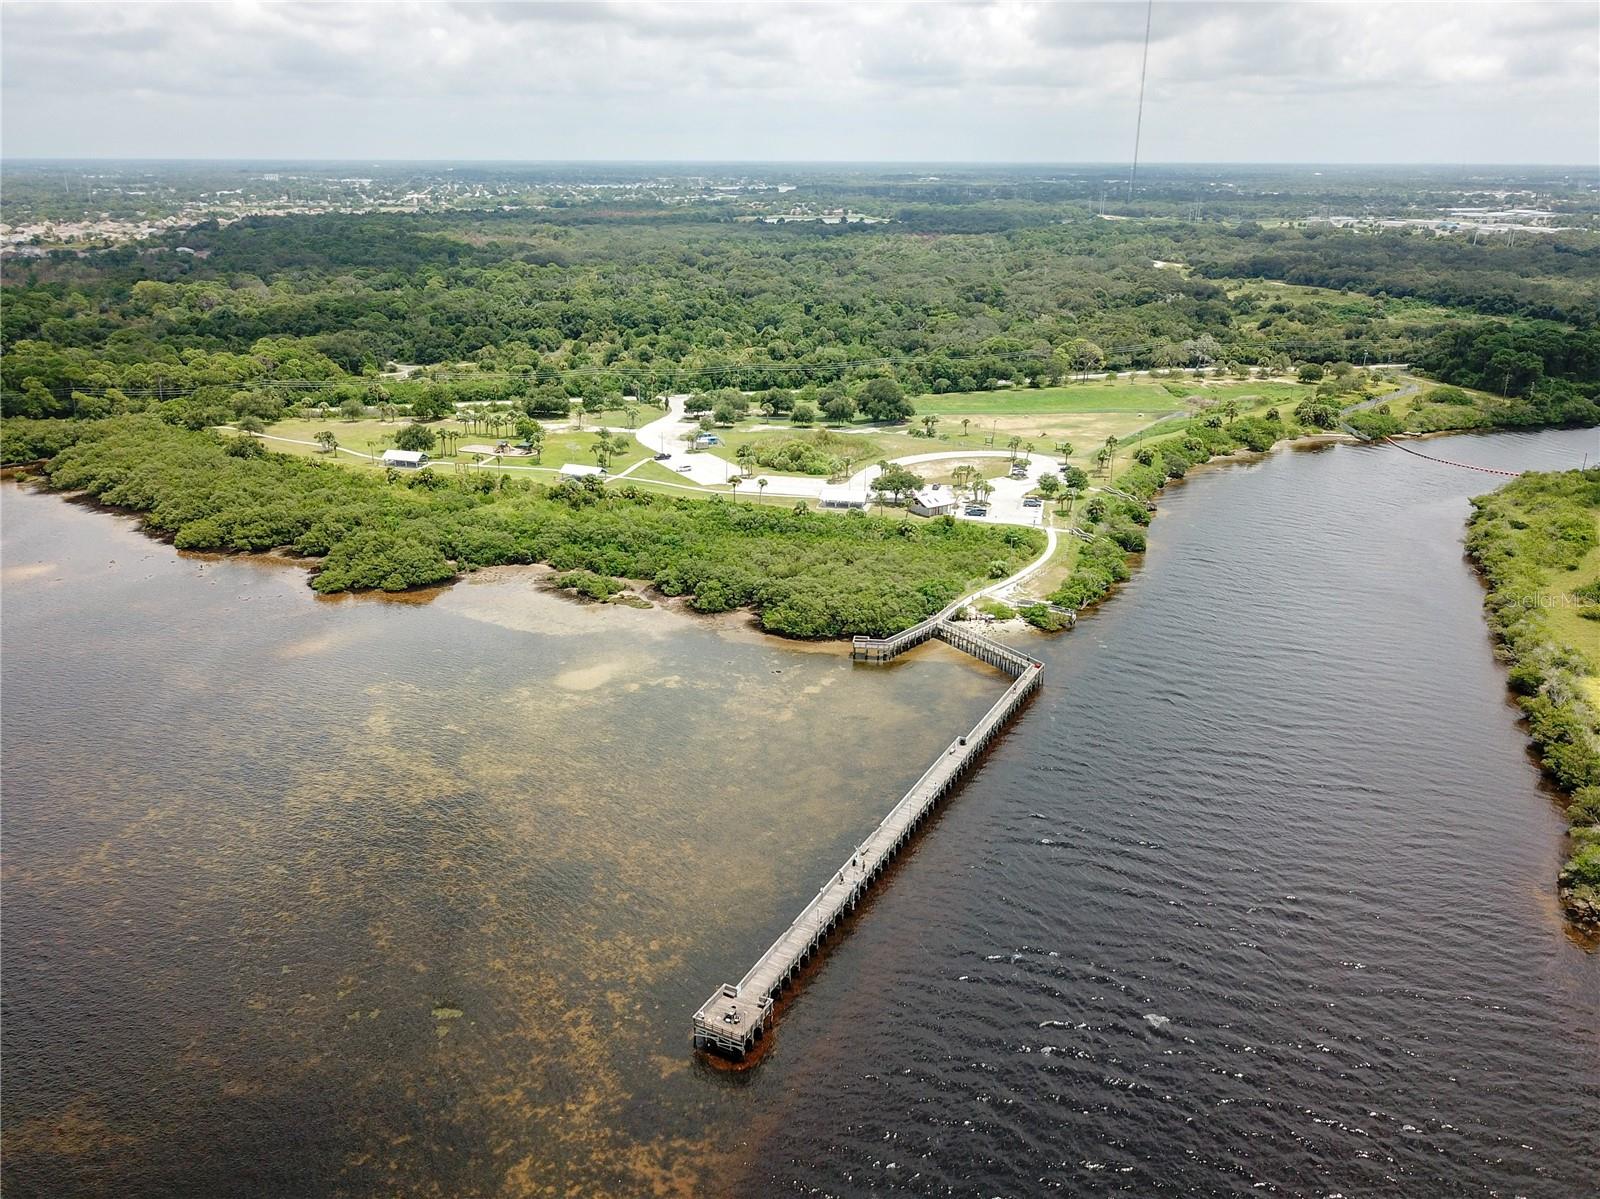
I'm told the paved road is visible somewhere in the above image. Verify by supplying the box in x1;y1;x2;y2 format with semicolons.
1339;377;1422;438
231;422;1068;605
846;450;1056;528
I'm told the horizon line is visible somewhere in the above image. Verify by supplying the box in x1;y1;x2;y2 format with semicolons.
3;157;1597;171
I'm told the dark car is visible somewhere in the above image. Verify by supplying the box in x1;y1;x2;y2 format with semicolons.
654;452;672;461
965;505;988;517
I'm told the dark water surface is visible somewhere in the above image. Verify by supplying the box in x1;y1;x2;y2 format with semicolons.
4;427;1598;1197
737;427;1600;1198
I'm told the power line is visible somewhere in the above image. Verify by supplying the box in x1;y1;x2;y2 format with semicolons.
1127;0;1155;205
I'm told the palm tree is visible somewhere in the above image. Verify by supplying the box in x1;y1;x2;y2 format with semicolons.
728;476;741;501
1007;435;1023;463
922;413;939;437
960;418;971;439
624;403;639;428
1222;398;1240;423
757;476;769;501
1056;440;1074;461
314;431;338;456
736;443;756;477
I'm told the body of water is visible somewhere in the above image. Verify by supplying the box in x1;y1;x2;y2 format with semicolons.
4;426;1598;1196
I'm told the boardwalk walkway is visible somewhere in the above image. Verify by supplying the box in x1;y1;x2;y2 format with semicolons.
691;620;1042;1057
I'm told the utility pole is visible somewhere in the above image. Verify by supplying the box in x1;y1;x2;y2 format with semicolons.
1127;0;1154;204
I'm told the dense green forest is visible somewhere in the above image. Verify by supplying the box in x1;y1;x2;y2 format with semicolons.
16;416;1042;638
3;170;1596;640
1465;468;1600;925
4;202;1597;431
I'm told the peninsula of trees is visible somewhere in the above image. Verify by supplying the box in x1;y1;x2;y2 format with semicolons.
1466;468;1600;927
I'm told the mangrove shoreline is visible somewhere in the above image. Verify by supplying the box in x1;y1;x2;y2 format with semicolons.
1463;467;1600;930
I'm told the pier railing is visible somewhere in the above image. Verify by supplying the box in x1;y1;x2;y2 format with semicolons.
693;621;1042;1058
848;606;953;663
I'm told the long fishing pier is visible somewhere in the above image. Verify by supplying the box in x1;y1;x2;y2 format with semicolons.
692;615;1042;1058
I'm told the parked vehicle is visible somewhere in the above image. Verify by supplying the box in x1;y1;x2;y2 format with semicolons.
965;505;988;517
1022;497;1043;508
654;452;672;461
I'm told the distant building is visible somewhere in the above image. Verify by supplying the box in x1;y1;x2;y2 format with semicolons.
381;449;427;468
559;463;606;478
818;485;868;511
909;485;958;517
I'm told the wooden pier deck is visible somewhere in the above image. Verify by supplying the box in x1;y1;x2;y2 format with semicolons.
691;620;1042;1057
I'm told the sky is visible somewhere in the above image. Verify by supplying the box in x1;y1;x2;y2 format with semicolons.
2;1;1597;164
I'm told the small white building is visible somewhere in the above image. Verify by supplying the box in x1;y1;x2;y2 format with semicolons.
558;463;606;479
381;449;428;469
818;485;868;511
909;485;958;517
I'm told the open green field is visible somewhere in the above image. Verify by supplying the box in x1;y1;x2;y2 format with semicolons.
624;460;793;503
699;426;902;474
914;377;1304;418
1223;278;1464;322
699;412;1164;474
624;459;705;488
249;416;651;473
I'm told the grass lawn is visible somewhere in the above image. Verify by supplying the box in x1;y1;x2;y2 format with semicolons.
914;377;1304;418
624;459;708;488
699;426;889;474
695;413;1165;476
1013;534;1082;603
915;455;1025;486
937;410;1167;462
539;429;652;472
254;416;650;472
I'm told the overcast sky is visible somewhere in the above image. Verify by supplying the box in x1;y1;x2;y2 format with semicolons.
3;1;1596;163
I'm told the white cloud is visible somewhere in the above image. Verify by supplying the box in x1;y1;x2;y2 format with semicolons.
1;1;1595;161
